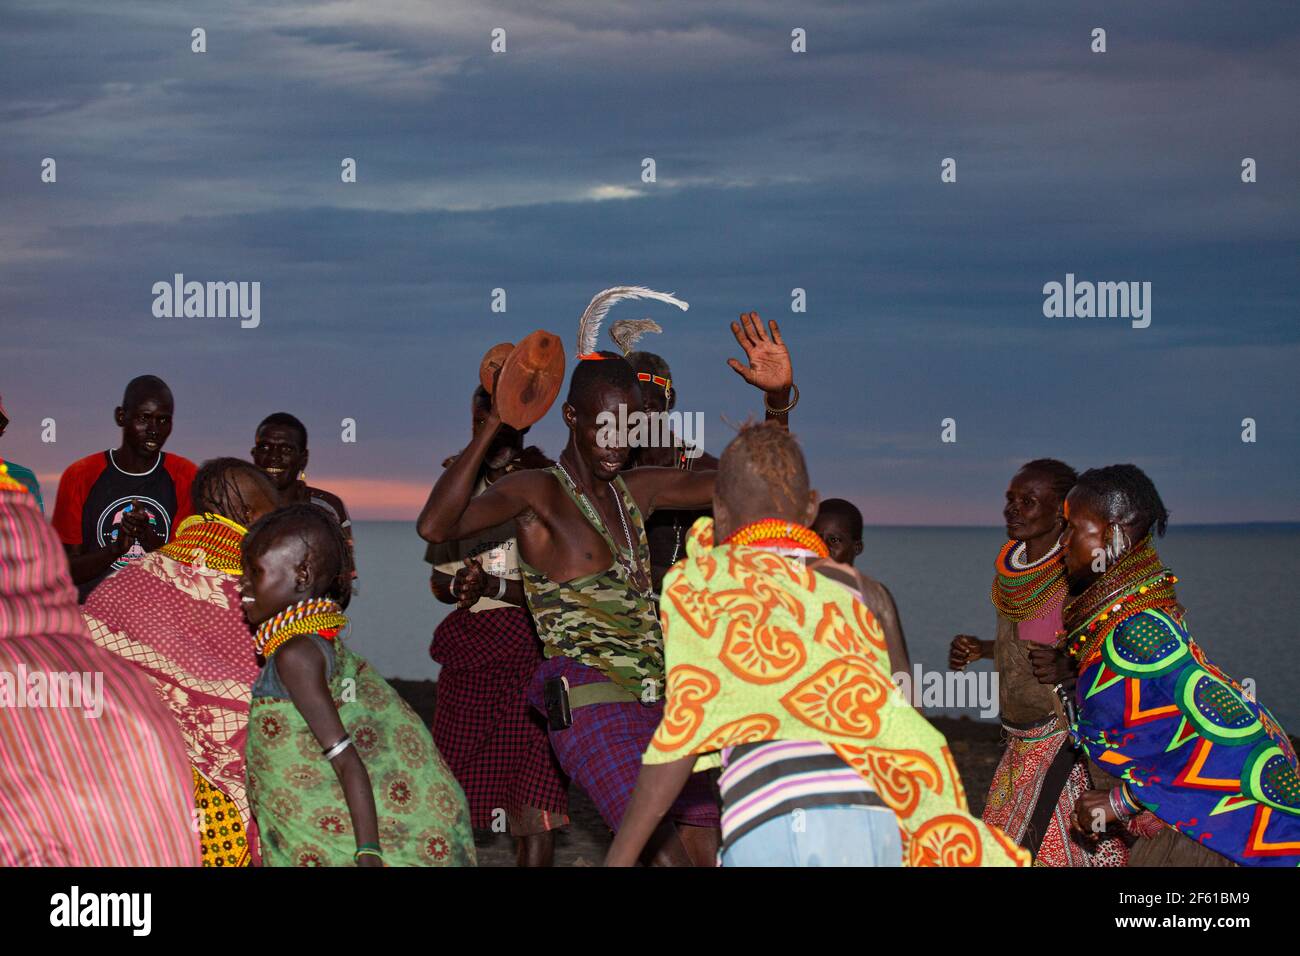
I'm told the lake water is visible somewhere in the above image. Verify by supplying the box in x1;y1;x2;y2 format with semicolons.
346;522;1300;729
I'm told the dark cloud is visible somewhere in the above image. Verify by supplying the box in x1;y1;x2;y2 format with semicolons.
1;0;1296;521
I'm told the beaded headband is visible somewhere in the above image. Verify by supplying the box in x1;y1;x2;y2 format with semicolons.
637;372;671;396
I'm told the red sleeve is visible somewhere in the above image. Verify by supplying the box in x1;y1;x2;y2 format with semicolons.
165;454;199;526
50;454;101;546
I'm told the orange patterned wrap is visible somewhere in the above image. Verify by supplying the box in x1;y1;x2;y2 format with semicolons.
646;517;1029;867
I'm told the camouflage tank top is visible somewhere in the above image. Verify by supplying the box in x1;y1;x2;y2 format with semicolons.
519;466;664;697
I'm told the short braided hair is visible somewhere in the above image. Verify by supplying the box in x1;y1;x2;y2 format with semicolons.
1072;464;1170;539
191;457;279;521
717;420;809;521
242;504;354;608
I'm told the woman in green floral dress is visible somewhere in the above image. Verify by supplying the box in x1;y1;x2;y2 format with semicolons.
241;504;474;867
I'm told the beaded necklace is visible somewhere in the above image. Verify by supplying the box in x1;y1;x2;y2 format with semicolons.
1059;539;1177;667
991;538;1067;623
724;518;829;558
667;445;697;568
555;458;653;597
254;596;349;659
159;513;248;574
0;460;29;495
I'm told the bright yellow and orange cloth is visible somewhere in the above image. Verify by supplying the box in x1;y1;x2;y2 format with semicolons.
647;518;1029;867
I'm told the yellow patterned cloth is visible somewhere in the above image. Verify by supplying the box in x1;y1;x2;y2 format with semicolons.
194;768;251;867
646;517;1029;867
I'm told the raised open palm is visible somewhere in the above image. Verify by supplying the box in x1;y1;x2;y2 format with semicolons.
727;311;792;393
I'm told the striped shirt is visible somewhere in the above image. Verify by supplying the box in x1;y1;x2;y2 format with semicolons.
719;739;890;847
0;490;198;866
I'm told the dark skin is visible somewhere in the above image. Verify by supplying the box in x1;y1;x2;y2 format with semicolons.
629;312;792;470
418;381;718;867
1029;492;1148;840
241;535;382;867
1026;492;1122;688
65;389;174;585
949;468;1066;671
430;393;529;611
428;392;550;866
251;424;353;551
610;482;912;866
812;511;912;679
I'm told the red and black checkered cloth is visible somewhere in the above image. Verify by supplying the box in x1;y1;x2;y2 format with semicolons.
430;607;568;829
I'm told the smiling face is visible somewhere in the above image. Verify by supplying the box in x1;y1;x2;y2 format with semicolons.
1003;468;1062;543
566;380;640;482
1060;490;1111;588
240;534;312;627
251;424;307;492
115;392;173;458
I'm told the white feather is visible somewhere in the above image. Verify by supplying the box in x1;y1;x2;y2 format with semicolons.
576;286;688;357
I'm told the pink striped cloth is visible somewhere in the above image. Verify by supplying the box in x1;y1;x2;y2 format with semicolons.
0;489;198;866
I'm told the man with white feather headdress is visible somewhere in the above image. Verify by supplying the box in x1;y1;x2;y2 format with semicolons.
419;287;791;865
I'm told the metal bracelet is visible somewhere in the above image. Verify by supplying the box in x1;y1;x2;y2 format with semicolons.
764;382;799;414
322;735;353;761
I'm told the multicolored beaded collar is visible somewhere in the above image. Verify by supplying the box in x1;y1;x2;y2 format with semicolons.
159;513;247;574
991;539;1067;623
724;518;829;559
254;596;349;659
1059;538;1177;666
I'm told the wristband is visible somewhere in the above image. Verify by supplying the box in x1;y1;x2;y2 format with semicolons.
764;383;799;415
495;575;508;600
1108;785;1134;821
322;735;353;761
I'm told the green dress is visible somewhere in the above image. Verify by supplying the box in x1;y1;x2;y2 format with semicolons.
246;632;476;867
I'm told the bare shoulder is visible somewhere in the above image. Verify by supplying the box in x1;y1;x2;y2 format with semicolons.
496;468;561;517
274;634;329;683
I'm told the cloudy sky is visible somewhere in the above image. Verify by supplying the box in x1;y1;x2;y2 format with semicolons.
2;0;1297;522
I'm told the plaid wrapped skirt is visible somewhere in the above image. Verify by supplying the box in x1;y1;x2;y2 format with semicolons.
431;607;569;830
527;656;720;831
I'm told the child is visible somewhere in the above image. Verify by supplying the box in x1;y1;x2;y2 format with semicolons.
812;498;913;680
240;504;474;866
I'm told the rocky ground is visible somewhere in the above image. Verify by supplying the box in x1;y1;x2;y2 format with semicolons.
390;678;1005;867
